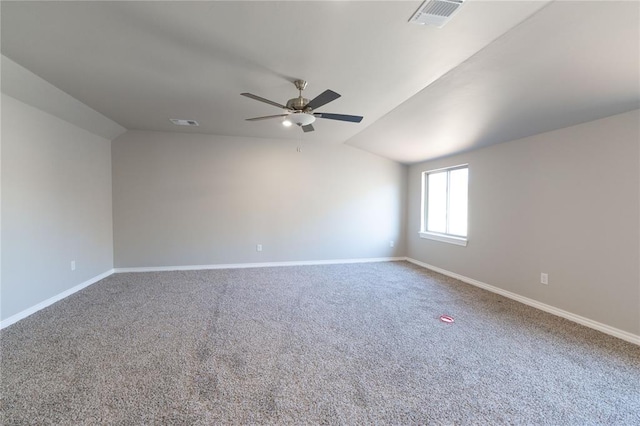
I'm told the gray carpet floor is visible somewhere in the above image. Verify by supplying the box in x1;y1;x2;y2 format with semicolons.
1;261;639;425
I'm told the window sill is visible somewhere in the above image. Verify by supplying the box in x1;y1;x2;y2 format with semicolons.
419;232;467;247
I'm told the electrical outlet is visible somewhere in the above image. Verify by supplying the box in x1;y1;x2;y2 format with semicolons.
256;244;262;252
540;273;548;285
71;260;76;271
389;240;395;248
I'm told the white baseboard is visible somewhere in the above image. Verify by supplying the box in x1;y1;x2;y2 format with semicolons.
114;257;406;273
0;269;115;330
406;257;639;346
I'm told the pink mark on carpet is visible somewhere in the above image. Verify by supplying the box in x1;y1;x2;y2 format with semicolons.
439;315;455;323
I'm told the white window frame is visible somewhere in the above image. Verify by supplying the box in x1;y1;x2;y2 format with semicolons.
420;164;468;246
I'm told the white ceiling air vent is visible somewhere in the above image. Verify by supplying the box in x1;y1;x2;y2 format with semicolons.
409;0;466;28
169;119;199;126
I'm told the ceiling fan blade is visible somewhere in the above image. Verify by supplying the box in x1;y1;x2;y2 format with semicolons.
241;93;288;109
306;89;341;110
245;114;290;121
314;113;363;123
302;124;314;133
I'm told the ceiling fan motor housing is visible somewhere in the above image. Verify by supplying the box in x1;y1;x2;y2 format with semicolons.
286;97;309;111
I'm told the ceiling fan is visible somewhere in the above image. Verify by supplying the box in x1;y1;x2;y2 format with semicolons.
241;80;363;133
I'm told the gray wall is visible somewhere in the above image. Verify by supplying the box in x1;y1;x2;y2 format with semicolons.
112;131;407;267
1;94;114;320
407;109;640;335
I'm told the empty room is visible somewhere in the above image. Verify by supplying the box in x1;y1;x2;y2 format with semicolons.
1;1;639;424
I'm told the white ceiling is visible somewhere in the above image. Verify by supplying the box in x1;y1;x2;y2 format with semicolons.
2;1;638;164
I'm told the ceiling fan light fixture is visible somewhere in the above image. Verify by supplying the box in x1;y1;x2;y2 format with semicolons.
242;81;362;133
289;112;316;127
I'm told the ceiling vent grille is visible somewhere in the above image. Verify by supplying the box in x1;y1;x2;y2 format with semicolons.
169;119;199;126
409;0;466;28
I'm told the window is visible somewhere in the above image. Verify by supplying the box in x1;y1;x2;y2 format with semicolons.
420;164;468;246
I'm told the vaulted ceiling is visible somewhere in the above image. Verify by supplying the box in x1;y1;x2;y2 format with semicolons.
2;1;639;164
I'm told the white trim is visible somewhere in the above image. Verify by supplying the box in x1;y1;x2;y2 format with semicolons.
0;269;115;330
419;231;467;246
114;257;406;273
406;257;640;346
423;163;469;175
